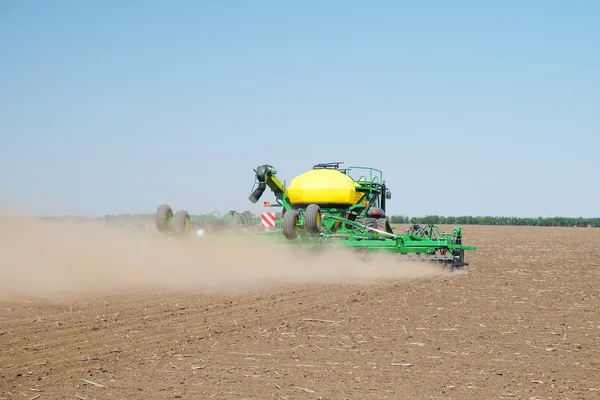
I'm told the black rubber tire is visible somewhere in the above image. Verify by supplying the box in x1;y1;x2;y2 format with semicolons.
283;210;300;240
375;218;395;234
305;204;322;234
356;217;378;230
173;210;191;236
156;204;173;233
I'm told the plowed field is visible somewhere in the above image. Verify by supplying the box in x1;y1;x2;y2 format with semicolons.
1;221;599;400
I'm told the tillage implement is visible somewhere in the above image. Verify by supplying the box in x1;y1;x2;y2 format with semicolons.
154;206;259;237
248;162;476;271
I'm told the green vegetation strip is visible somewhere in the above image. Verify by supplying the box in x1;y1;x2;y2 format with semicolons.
38;214;600;228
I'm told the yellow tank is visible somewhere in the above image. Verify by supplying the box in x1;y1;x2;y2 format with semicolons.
286;169;364;207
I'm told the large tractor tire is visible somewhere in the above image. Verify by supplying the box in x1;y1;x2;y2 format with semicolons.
156;204;173;233
173;210;191;236
376;217;394;234
305;204;322;234
357;217;394;234
283;209;300;240
356;217;378;230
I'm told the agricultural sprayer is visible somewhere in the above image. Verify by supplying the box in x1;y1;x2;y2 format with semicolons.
248;162;476;271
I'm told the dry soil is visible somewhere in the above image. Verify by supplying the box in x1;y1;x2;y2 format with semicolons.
0;218;599;399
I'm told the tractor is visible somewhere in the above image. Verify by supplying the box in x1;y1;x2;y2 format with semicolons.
248;162;476;271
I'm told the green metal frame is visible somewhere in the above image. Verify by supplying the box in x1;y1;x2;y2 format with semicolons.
153;205;265;238
149;162;477;271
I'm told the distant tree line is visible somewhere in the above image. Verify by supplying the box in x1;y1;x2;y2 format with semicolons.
37;214;600;228
388;215;600;228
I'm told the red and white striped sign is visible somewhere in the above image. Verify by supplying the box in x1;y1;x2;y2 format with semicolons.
261;212;276;228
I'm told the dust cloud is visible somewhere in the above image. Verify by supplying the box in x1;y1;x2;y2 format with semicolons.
0;213;449;300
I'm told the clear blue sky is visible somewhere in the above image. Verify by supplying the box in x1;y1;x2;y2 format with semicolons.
1;0;598;218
